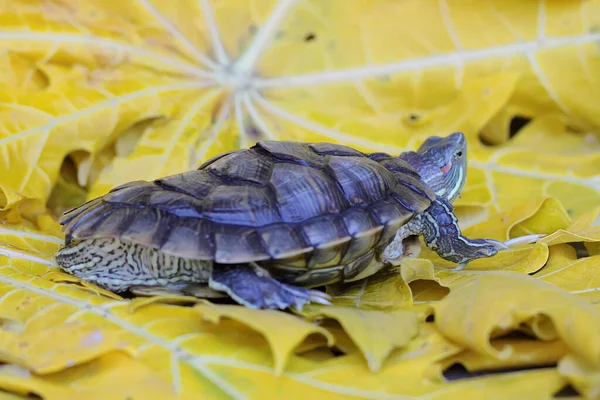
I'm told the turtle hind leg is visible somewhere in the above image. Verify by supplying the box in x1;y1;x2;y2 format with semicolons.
420;198;508;265
208;263;332;310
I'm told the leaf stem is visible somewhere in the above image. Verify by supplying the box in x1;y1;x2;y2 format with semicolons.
233;0;299;74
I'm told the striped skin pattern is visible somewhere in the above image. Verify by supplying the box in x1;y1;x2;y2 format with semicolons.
396;198;501;264
422;199;500;263
55;133;505;309
56;237;212;292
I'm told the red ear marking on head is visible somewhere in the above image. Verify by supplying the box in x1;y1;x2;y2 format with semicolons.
441;162;452;174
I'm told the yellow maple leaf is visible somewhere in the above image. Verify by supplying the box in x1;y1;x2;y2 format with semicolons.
433;271;600;369
441;338;569;376
559;354;600;399
1;199;594;397
0;0;595;219
533;244;600;305
0;352;179;400
0;0;598;398
302;306;419;372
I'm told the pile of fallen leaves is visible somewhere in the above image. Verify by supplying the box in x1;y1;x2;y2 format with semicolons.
0;1;599;399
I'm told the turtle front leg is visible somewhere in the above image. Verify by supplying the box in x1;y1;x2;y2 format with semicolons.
418;198;507;266
209;263;332;310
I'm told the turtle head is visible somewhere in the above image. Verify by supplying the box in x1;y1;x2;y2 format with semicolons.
402;132;467;203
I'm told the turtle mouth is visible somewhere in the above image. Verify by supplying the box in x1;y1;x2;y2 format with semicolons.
440;162;452;175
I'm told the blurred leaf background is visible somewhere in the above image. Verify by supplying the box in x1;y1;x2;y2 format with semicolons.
0;0;598;398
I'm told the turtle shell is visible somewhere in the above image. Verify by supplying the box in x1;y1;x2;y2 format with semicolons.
60;141;435;284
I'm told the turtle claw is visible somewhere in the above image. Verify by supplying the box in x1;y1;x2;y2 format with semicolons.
306;289;333;306
271;285;331;311
478;234;545;257
452;235;545;272
286;287;332;310
452;262;468;272
477;234;545;256
503;234;546;248
489;239;510;251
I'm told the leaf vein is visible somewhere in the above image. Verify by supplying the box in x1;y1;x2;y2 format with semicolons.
0;31;212;79
136;0;218;70
254;32;600;89
0;81;213;147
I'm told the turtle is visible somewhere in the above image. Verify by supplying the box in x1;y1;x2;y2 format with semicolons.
55;132;508;309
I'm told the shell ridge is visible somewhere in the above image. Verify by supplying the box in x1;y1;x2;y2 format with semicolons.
206;167;262;187
397;180;435;202
253;225;274;261
197;150;238;170
377;156;423;179
154;174;220;199
59;197;102;225
391;192;418;213
321;154;352;207
66;201;113;236
265;182;285;221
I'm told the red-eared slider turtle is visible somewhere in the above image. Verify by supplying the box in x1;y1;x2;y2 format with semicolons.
55;132;507;309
